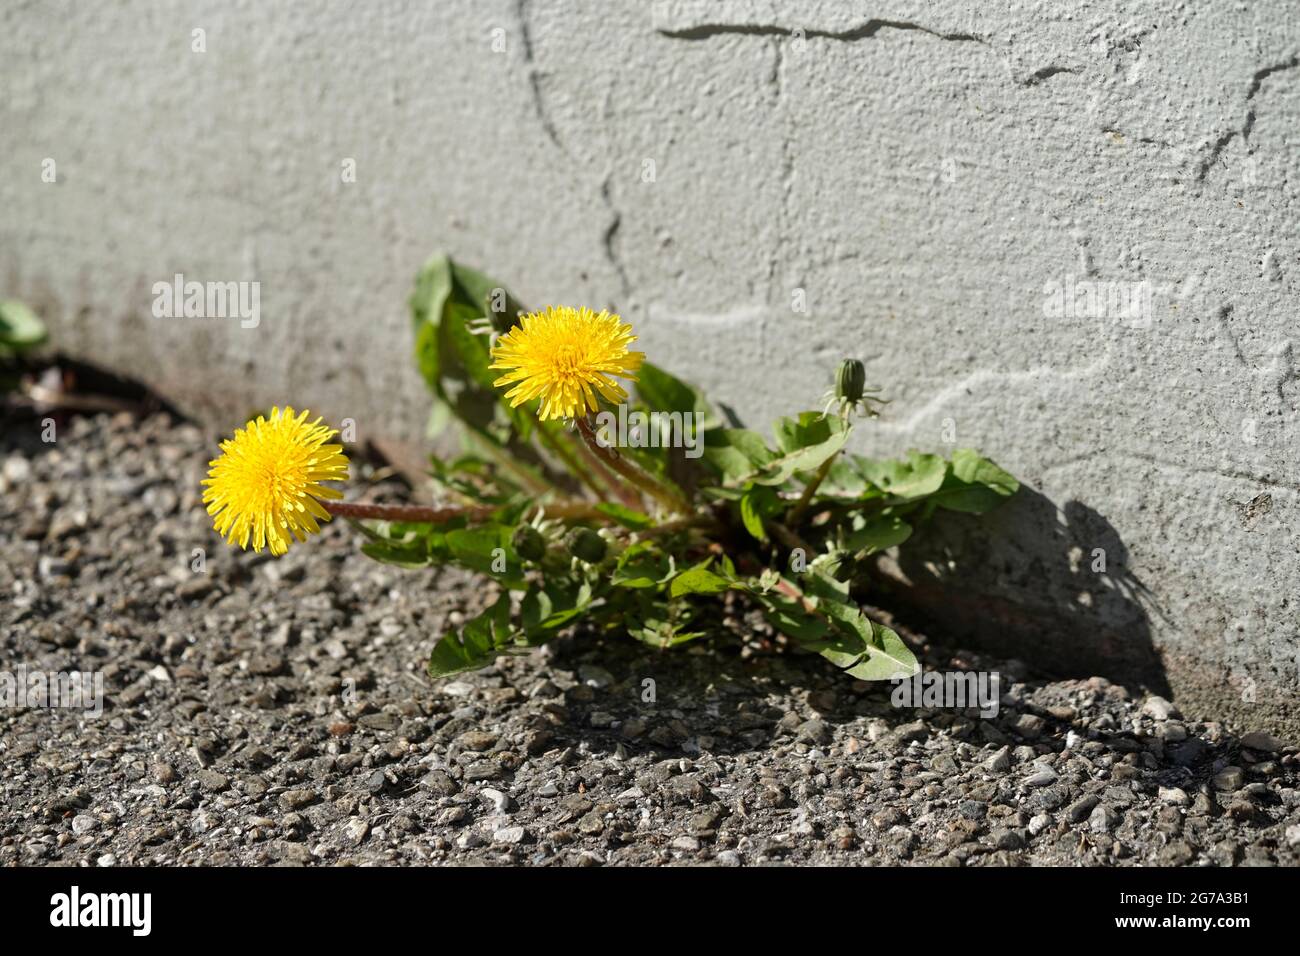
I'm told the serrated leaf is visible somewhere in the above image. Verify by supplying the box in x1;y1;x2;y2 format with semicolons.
950;448;1019;496
409;254;544;456
520;586;552;631
747;415;849;487
350;519;450;567
820;455;875;497
809;582;917;680
771;411;839;455
610;541;674;589
923;452;1019;515
444;299;498;391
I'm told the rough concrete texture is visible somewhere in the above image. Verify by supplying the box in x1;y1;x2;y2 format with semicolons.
2;2;1297;731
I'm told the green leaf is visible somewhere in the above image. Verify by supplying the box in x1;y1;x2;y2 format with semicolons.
427;593;520;678
762;573;919;681
756;591;831;643
816;612;916;680
710;416;851;489
820;455;876;497
445;526;527;587
612;543;674;589
739;485;780;542
701;428;776;484
409;254;542;449
951;448;1019;496
855;451;947;499
842;623;919;681
925;482;1005;514
360;539;430;569
844;514;913;555
921;453;1019;514
427;452;514;502
351;519;450;568
444;299;498;391
410;256;455;394
746;414;849;487
520;582;593;636
520;586;553;631
771;411;839;455
629;617;707;648
0;300;46;353
668;567;731;598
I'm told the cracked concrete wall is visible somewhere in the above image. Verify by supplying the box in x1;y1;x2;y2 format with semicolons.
3;1;1298;732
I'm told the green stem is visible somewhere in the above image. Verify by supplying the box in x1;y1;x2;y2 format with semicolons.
786;450;840;527
568;428;643;509
575;415;693;516
769;520;815;557
457;414;554;496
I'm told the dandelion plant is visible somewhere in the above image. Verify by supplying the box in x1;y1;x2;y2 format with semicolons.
204;255;1020;682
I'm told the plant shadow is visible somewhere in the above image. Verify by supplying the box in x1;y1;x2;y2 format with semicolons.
873;485;1171;698
532;485;1172;762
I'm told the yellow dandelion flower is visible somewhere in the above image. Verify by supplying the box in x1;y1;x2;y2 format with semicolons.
202;407;349;556
489;306;645;421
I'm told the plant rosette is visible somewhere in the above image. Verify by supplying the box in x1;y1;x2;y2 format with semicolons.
202;255;1020;683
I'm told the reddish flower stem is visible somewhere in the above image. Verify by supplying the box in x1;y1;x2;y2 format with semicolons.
324;500;602;524
574;416;693;516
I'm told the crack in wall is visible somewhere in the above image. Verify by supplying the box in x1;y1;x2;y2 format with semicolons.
765;39;794;314
656;17;984;44
1195;55;1299;183
598;176;631;298
1019;64;1080;87
1215;303;1254;372
516;0;631;299
657;15;1083;89
515;0;567;157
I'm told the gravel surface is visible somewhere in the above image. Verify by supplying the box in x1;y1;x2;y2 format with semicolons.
2;409;1298;866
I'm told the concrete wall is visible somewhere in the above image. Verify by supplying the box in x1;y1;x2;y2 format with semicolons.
4;1;1297;732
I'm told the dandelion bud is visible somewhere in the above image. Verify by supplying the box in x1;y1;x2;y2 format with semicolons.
511;524;547;562
836;358;867;404
566;527;607;564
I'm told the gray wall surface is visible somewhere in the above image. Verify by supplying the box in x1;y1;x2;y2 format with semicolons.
3;1;1297;732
